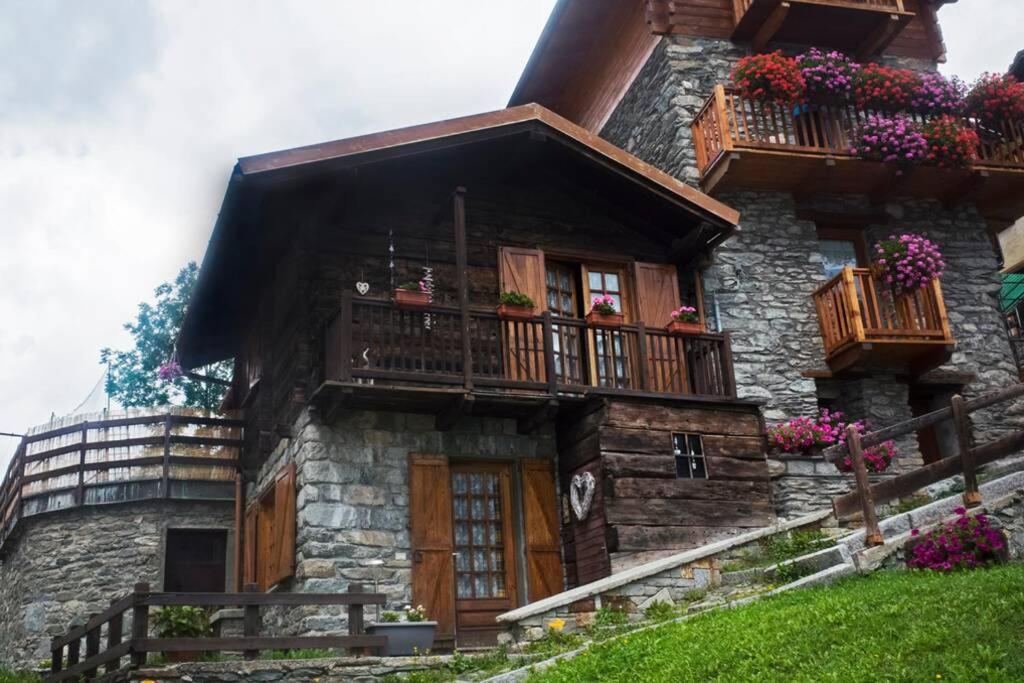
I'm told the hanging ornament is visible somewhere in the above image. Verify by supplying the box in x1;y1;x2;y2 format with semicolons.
355;268;369;295
422;242;434;330
388;229;396;293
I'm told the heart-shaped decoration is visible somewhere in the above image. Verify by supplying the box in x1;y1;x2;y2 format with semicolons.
355;281;370;295
570;472;595;521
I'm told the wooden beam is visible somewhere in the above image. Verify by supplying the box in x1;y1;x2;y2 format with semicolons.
792;157;837;204
751;1;790;53
869;167;910;205
857;14;902;61
453;187;473;392
942;170;988;209
517;399;559;435
436;394;473;432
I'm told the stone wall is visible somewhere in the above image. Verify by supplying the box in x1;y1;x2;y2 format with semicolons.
251;407;557;636
0;500;235;670
769;456;893;519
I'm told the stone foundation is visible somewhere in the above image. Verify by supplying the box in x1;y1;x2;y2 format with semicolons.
769;456;893;519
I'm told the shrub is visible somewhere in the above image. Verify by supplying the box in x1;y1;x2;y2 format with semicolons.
854;63;920;110
590;294;617;315
593;605;630;628
670;305;699;323
921;115;979;168
965;72;1024;126
852;115;929;172
153;606;211;638
643;600;677;622
908;507;1008;571
835;440;897;474
731;51;805;103
380;610;401;623
498;291;535;308
873;233;945;294
908;71;966;116
796;48;858;98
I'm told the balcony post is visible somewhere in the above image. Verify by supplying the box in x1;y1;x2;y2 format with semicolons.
635;322;650;392
842;268;866;344
542;312;558;395
339;290;353;382
713;85;734;152
951;395;982;507
721;331;737;398
453;187;474;391
931;278;953;342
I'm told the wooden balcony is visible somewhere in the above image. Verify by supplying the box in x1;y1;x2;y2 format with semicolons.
813;267;954;374
692;85;1024;225
731;0;914;56
316;297;739;421
0;411;242;551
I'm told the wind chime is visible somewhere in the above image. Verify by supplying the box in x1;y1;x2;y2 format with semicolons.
422;243;434;330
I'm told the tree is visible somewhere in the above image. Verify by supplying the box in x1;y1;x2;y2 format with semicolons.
101;262;232;411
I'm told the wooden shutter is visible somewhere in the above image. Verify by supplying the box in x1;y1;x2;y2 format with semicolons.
632;262;688;393
243;505;258;586
498;247;548;382
268;463;296;586
409;454;457;640
520;459;564;603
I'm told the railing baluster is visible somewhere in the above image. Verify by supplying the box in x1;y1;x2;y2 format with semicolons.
130;582;150;668
106;598;124;674
636;323;650;392
84;614;100;679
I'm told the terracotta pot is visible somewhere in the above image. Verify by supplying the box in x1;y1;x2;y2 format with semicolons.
166;651;201;663
586;310;623;329
666;320;704;336
394;289;430;309
496;303;535;321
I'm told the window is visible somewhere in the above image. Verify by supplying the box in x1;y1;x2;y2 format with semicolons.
672;433;707;479
243;463;296;591
816;226;868;279
586;268;624;313
164;529;227;592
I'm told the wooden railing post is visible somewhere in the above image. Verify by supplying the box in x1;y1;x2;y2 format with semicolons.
161;414;172;498
453;188;474;391
130;582;150;668
243;583;261;661
714;85;734;151
76;424;87;506
347;581;366;656
84;613;101;679
50;636;62;676
66;625;81;672
106;598;124;674
339;290;353;382
635;322;650;392
721;332;737;397
542;312;558;395
842;267;867;344
847;425;883;546
951;394;982;507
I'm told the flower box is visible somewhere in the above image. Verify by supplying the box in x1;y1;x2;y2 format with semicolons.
666;320;703;336
496;303;535;321
586;311;623;329
394;289;431;309
366;621;437;656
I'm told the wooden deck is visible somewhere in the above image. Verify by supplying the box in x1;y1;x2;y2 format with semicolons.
315;296;742;423
731;0;914;56
0;411;242;552
813;266;954;374
692;85;1024;225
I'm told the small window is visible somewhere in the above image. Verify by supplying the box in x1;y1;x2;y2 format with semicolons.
672;433;707;479
164;529;227;592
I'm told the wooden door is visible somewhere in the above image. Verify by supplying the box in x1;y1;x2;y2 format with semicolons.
521;459;564;602
498;247;548;382
632;262;687;393
450;462;518;647
409;454;457;641
582;264;632;388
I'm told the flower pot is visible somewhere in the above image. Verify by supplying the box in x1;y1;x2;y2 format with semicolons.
366;621;437;656
394;289;430;310
496;303;535;321
166;651;201;663
666;320;703;336
586;311;623;329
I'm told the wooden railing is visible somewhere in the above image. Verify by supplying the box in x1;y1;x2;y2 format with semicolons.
325;294;737;400
733;0;906;23
824;382;1024;546
813;267;952;358
45;581;385;682
691;85;1024;176
0;411;242;551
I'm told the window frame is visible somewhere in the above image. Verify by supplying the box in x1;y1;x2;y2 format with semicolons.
816;225;869;276
672;432;708;480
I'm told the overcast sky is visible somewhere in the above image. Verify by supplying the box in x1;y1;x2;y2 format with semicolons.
0;0;1021;469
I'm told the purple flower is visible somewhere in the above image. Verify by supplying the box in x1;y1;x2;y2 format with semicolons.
157;360;183;381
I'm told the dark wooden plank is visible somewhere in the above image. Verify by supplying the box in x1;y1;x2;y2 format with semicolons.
137;635;388;652
603;453;675;479
605;497;773;527
243;583;260;661
142;591;386;607
608;477;770;500
608;524;749;552
53;595;134;649
602;401;762;436
43;641;131;683
130;582;150;668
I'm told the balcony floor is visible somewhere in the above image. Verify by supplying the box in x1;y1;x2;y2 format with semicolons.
828;339;954;375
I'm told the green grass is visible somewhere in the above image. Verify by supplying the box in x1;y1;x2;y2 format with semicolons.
0;671;40;683
529;564;1024;683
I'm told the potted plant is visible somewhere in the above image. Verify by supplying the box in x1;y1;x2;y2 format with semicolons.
153;605;211;663
854;63;920;111
394;280;430;309
872;233;945;296
965;72;1024;126
496;291;536;321
666;305;702;336
835;439;898;474
909;71;966;117
731;51;805;104
921;115;979;169
852;115;928;174
585;295;623;328
796;48;858;102
366;605;437;656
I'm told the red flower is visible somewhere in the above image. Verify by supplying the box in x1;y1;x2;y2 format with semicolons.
731;51;806;104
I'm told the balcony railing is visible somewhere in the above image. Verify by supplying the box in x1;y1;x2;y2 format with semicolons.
813;266;954;373
733;0;906;24
0;410;242;551
323;296;737;401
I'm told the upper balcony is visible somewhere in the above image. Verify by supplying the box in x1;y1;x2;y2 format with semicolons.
315;297;739;424
731;0;915;56
692;85;1024;225
813;266;954;375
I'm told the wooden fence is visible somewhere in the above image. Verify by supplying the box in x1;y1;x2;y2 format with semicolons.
0;411;243;551
326;295;737;399
45;582;386;682
825;382;1024;546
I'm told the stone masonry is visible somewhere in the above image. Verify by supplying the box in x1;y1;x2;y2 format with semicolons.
0;500;235;671
252;407;557;637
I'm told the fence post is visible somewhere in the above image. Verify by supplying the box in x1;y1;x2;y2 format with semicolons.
721;332;737;398
243;583;261;661
951;394;982;507
130;581;150;668
542;312;558;395
847;425;883;547
635;322;650;392
66;628;81;672
50;637;62;675
348;582;366;657
84;614;101;678
106;597;124;674
339;290;353;383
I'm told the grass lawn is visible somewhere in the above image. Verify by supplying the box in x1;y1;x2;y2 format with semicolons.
530;563;1024;683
